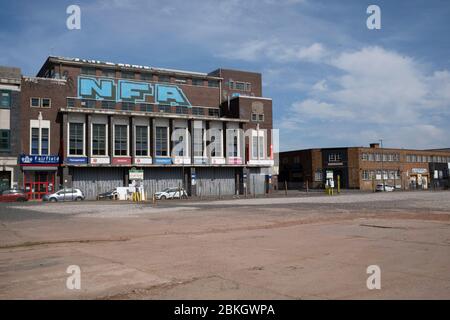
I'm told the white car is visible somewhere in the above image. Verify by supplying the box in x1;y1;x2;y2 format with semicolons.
376;184;395;192
154;188;188;200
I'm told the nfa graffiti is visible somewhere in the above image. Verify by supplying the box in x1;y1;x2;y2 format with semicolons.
77;76;191;106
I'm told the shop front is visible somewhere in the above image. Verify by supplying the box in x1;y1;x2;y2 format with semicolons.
409;168;429;190
19;155;60;200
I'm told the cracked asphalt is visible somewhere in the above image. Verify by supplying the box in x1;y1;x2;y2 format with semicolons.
0;191;449;299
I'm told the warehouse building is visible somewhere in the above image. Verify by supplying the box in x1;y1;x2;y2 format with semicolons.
15;56;274;200
279;144;450;191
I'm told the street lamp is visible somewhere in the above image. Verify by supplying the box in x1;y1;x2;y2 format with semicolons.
380;139;385;191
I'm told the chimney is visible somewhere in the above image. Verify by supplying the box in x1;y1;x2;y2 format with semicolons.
370;143;380;149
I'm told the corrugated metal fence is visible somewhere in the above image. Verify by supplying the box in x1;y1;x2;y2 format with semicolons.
196;168;236;197
72;167;124;200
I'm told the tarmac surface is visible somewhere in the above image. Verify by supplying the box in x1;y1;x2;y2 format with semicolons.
0;191;449;299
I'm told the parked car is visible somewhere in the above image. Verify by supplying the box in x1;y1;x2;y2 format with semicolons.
0;189;28;202
42;188;85;202
155;188;188;200
98;188;118;200
376;184;395;192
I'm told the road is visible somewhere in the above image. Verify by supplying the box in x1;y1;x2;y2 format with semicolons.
1;191;449;299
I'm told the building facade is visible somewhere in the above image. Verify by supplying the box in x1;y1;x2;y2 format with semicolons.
0;66;21;192
16;56;274;199
279;144;450;191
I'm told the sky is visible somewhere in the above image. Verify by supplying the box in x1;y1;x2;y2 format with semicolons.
1;0;449;151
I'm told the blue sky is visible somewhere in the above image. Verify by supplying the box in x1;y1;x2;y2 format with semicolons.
1;0;449;151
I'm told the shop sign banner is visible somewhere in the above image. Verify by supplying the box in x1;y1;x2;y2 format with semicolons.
129;169;144;180
19;155;60;165
65;157;88;164
154;157;172;165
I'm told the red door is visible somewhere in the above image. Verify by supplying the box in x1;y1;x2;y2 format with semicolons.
24;172;55;200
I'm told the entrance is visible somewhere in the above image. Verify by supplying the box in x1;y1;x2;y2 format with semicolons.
0;171;11;193
23;171;56;200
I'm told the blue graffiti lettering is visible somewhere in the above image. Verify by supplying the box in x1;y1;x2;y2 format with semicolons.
78;77;115;100
156;84;191;106
118;80;153;102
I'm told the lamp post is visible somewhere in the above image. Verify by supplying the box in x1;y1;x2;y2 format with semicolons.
380;139;385;191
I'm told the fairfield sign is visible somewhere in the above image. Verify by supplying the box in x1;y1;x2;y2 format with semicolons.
77;76;191;106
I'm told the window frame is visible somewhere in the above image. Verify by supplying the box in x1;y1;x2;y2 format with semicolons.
68;122;85;156
91;123;107;156
135;125;149;157
0;90;11;109
113;124;129;157
0;129;10;151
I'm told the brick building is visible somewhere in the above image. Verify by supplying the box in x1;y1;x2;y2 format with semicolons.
13;56;274;199
0;66;21;192
279;143;450;191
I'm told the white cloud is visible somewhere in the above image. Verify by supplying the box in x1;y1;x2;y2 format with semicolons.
290;99;354;120
281;46;450;149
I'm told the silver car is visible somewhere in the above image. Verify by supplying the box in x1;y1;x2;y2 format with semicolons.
154;188;188;200
43;188;85;202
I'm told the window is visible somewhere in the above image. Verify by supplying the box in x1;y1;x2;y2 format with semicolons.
235;82;245;91
193;128;204;157
102;69;115;78
362;170;369;180
209;128;222;157
192;79;204;86
328;153;342;162
0;91;11;109
252;134;264;159
41;98;51;108
140;73;153;81
80;67;96;75
31;128;39;154
81;99;96;108
411;155;417;162
251;113;264;122
228;80;234;89
158;75;170;83
114;125;128;156
362;153;368;161
155;126;168;156
158;104;171;113
375;153;381;162
31;98;40;108
245;83;252;92
121;71;135;79
121;102;135;111
175;77;187;84
172;127;186;156
314;170;323;182
208;108;219;117
101;100;115;109
175;106;188;114
368;153;374;161
208;80;219;88
226;129;240;158
69;123;84;155
135;126;148;156
0;130;10;151
140;104;153;112
192;107;204;116
232;136;238;157
41;128;49;155
67;98;75;108
92;124;106;156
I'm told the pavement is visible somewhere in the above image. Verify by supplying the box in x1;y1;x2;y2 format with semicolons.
0;191;449;299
